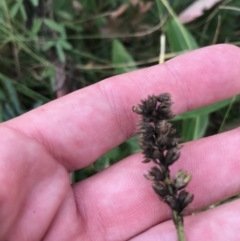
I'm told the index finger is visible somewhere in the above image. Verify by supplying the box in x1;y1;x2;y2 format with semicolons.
4;44;240;171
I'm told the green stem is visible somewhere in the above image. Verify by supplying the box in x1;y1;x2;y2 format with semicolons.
173;210;186;241
164;169;186;241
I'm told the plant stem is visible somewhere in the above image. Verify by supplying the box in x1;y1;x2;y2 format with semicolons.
173;210;186;241
164;170;186;241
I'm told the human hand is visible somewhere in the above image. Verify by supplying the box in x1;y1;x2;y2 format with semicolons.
1;44;240;241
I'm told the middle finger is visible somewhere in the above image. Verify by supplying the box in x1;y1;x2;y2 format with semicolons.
73;127;240;240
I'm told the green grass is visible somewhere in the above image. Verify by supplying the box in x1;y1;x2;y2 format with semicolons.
1;0;240;181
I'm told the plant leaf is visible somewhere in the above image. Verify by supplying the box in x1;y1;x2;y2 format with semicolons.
30;0;39;7
0;73;49;103
166;18;198;52
111;39;137;74
173;97;238;121
43;18;66;37
3;80;23;115
56;41;66;63
10;1;21;18
42;41;55;51
181;114;208;141
19;4;27;21
31;18;42;34
60;40;72;50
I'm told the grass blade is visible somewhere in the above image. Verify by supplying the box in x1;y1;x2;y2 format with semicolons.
0;73;50;103
111;39;137;74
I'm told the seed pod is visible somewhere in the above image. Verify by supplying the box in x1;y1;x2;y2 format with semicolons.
144;173;155;180
165;196;180;212
156;134;169;149
149;166;165;181
164;147;180;166
132;105;143;114
152;182;168;198
157;94;174;119
174;170;192;190
145;95;157;112
137;122;155;137
178;190;194;212
157;93;171;103
152;149;163;160
156;120;171;135
142;158;151;163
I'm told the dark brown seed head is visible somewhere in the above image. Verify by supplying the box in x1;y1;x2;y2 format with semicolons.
152;182;169;198
133;93;193;216
156;120;172;135
165;196;180;212
149;166;165;181
174;170;192;190
157;93;172;103
164;147;180;166
178;190;194;212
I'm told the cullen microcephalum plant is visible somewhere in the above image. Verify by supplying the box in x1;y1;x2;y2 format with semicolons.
133;93;193;241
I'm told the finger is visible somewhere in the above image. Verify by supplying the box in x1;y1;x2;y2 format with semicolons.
130;199;240;241
5;44;240;171
41;189;83;241
73;127;240;240
0;126;69;240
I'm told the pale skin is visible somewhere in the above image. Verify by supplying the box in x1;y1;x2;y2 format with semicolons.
1;44;240;241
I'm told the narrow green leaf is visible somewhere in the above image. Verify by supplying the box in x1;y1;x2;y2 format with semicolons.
41;67;55;78
41;67;55;89
56;10;73;20
10;2;21;18
63;22;83;32
173;98;237;121
166;18;198;52
42;41;55;51
94;157;111;172
0;73;50;103
94;148;118;171
155;0;167;20
0;90;6;102
111;39;137;75
30;0;39;7
125;136;140;153
218;96;237;133
60;40;72;50
4;103;16;119
160;0;198;51
31;18;42;34
181;114;208;142
43;18;64;33
56;41;65;63
4;80;23;115
19;5;27;21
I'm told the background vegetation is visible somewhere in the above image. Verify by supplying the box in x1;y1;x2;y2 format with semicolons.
1;0;240;183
